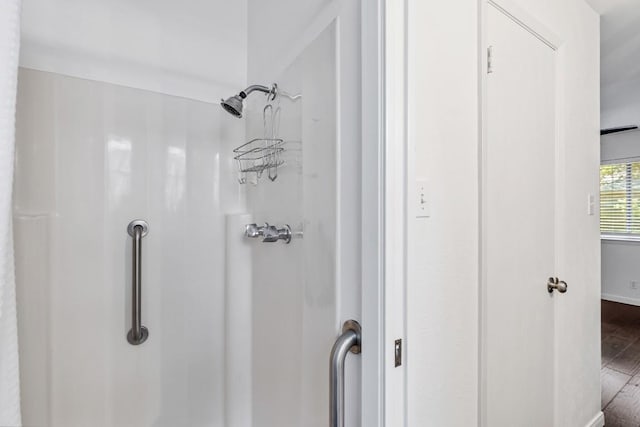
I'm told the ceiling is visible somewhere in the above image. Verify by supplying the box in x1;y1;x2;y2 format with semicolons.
20;0;248;101
585;0;640;128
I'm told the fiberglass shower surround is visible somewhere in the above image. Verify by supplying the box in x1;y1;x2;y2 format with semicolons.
12;5;362;424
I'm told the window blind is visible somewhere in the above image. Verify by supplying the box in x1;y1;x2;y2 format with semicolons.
600;162;640;236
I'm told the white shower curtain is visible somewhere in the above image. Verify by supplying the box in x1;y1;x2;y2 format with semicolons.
0;0;22;425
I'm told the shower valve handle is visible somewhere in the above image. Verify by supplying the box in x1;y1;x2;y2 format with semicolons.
262;225;292;243
244;223;291;243
245;223;266;238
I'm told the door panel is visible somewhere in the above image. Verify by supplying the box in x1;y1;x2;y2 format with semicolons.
485;4;557;426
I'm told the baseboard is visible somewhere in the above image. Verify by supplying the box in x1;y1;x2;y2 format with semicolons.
586;411;604;427
602;293;640;307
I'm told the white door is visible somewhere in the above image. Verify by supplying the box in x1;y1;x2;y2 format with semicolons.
484;3;559;426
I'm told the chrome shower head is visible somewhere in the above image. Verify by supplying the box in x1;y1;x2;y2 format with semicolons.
220;84;278;118
221;94;245;118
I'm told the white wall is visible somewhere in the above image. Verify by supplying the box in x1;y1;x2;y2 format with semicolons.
592;0;640;130
407;0;599;426
14;68;244;427
601;80;640;130
601;130;640;305
20;0;247;102
247;0;333;83
407;0;479;425
601;129;640;161
602;240;640;305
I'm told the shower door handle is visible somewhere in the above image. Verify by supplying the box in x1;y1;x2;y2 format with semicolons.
127;220;149;345
330;320;361;427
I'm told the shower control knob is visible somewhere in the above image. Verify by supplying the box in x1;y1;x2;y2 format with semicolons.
244;223;292;243
245;223;266;238
262;225;292;244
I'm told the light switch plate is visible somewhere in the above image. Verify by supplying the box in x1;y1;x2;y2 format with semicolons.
416;179;430;218
587;193;595;216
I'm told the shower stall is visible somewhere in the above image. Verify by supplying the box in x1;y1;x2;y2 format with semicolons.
10;1;386;426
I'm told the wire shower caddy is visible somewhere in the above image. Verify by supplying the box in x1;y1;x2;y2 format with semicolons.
234;103;284;184
233;137;284;183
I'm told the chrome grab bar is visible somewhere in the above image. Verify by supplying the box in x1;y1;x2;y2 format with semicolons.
127;220;149;345
330;320;361;427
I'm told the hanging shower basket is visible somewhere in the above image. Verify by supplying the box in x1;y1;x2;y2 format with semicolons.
234;103;284;184
233;138;284;183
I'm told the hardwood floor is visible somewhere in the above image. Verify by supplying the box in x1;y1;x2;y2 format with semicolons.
602;300;640;426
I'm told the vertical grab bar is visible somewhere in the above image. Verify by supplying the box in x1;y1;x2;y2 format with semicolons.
127;220;149;345
330;320;362;427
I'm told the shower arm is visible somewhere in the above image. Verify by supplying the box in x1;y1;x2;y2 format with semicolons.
240;84;277;101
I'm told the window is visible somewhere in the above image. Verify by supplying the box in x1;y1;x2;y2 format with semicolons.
600;162;640;237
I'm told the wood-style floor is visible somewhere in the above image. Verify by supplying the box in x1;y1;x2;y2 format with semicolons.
602;300;640;426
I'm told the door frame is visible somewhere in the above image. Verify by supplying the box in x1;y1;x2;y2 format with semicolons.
362;0;408;425
478;1;567;426
362;0;386;425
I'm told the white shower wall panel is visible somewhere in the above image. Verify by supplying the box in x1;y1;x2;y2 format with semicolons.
245;23;339;427
13;68;244;427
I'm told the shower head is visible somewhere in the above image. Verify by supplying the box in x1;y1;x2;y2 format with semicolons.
221;94;245;118
220;84;278;118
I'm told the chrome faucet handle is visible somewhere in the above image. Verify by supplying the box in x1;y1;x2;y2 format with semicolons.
246;223;292;243
261;224;291;243
245;223;267;238
262;225;280;242
277;225;292;244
